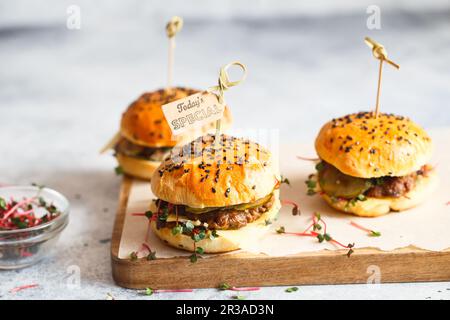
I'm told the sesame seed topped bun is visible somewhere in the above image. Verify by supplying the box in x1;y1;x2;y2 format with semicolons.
315;112;433;178
120;87;232;148
151;134;280;208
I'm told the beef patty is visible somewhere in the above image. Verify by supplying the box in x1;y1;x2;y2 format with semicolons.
156;194;275;230
115;138;171;161
365;165;430;198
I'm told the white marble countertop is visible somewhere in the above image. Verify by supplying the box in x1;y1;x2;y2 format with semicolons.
0;0;449;300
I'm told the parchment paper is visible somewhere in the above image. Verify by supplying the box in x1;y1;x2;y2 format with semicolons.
118;128;450;259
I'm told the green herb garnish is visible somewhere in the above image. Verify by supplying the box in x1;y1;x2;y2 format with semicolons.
0;197;6;210
130;251;138;261
345;194;367;210
209;229;219;240
145;210;153;219
315;162;325;172
369;231;381;237
305;179;317;196
276;226;285;234
218;283;231;290
172;225;183;235
184;220;194;233
11;217;28;229
158;208;168;221
195;247;204;254
115;166;124;175
285;287;299;293
191;230;206;242
145;287;153;296
280;176;291;186
147;251;157;260
31;182;46;190
189;253;198;263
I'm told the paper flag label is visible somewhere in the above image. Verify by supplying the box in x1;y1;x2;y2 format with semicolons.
161;91;224;136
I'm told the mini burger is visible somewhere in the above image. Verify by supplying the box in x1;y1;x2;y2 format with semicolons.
313;112;437;217
149;134;281;253
110;87;232;180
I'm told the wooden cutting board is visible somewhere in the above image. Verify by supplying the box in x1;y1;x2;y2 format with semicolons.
111;176;450;289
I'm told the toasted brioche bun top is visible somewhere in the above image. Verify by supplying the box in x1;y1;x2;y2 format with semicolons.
120;87;232;148
315;112;433;178
151;134;280;208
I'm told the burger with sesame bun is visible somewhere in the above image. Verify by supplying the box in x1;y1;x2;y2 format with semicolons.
312;112;437;217
149;134;281;253
112;87;232;180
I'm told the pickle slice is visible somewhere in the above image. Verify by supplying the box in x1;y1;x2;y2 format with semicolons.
233;193;272;211
185;193;273;214
318;163;371;198
185;206;219;214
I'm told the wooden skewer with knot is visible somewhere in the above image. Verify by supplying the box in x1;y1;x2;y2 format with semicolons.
166;16;183;38
364;37;399;69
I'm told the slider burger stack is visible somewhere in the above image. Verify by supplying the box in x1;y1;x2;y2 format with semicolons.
114;88;232;180
150;134;281;253
313;112;437;217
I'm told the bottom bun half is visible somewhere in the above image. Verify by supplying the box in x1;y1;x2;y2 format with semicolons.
150;190;281;253
116;153;160;180
321;171;438;217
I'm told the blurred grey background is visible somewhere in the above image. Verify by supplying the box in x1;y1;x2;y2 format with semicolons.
0;0;449;299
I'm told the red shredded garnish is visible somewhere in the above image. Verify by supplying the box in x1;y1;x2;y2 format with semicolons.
283;231;318;237
154;289;193;293
279;213;355;257
446;201;450;206
20;249;33;257
141;243;152;253
281;199;300;215
0;196;60;231
274;177;281;189
229;287;260;292
131;212;156;221
301;221;315;234
9;283;39;293
2;197;37;221
349;221;381;237
284;230;352;249
297;155;320;161
329;238;351;249
350;221;372;233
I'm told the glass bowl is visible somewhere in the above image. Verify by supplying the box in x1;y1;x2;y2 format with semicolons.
0;186;70;269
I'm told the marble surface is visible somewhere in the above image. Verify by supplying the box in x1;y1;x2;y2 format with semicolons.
0;0;449;300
